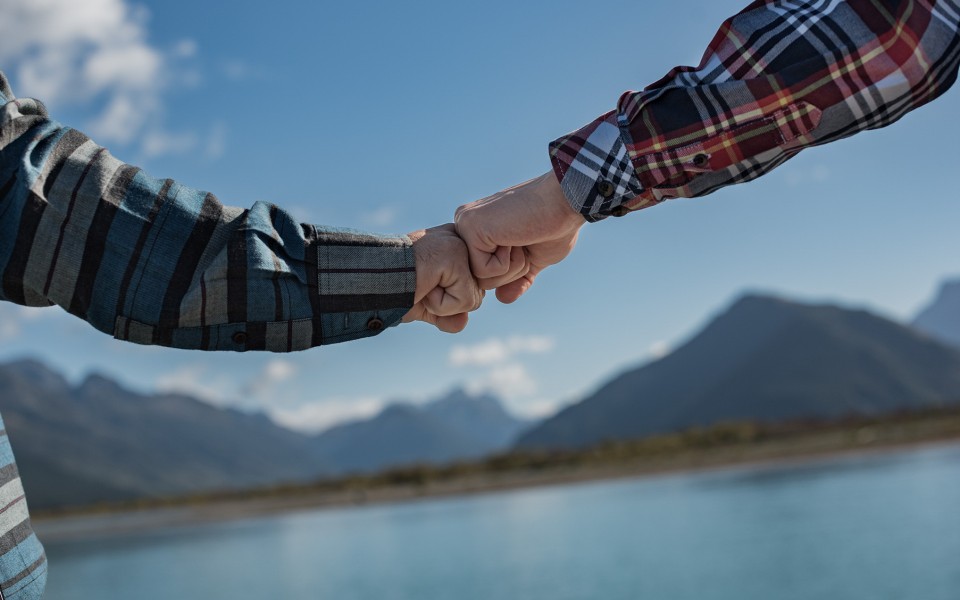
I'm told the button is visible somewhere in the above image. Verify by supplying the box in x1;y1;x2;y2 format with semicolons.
597;180;616;199
232;331;248;345
611;206;630;217
692;153;710;167
367;317;385;331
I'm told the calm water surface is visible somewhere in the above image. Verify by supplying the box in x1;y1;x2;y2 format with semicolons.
44;443;960;599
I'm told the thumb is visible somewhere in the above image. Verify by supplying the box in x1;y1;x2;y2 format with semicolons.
403;303;469;333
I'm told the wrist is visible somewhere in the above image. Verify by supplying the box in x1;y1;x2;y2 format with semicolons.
531;171;585;232
406;229;430;303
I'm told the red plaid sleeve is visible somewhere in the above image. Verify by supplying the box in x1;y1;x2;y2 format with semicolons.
550;0;960;222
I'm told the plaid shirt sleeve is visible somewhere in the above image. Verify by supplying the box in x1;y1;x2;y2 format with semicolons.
0;72;416;352
550;0;960;222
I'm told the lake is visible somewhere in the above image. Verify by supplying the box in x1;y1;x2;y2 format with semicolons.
42;443;960;600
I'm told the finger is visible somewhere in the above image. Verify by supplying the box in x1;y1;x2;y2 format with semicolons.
465;242;512;281
402;303;427;324
495;268;541;304
477;246;529;291
423;275;484;317
435;313;469;334
406;303;470;333
455;209;513;280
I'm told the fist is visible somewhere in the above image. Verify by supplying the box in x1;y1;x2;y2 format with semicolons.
402;224;484;333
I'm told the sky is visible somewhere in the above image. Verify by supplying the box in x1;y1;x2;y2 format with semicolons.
0;0;957;432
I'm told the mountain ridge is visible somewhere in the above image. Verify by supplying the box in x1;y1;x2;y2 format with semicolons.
0;359;330;508
311;388;530;474
517;294;960;450
0;360;527;506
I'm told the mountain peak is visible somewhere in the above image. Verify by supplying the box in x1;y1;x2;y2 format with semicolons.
427;387;503;412
725;293;853;320
76;372;150;405
518;294;960;450
378;403;421;419
913;277;960;348
0;358;71;393
311;388;530;474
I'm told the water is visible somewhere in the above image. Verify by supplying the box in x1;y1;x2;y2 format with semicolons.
43;443;960;600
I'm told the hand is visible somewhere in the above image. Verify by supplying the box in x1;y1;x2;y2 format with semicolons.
454;171;585;303
402;224;484;333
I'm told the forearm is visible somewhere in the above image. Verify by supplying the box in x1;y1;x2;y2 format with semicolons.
551;0;960;221
0;73;415;352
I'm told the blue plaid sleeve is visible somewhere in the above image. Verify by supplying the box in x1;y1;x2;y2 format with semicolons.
0;72;416;352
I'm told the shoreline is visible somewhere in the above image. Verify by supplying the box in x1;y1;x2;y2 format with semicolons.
34;429;960;543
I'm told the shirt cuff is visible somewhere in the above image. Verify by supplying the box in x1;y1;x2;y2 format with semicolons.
309;227;417;344
548;111;647;222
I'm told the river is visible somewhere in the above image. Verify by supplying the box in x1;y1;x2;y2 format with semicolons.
43;442;960;599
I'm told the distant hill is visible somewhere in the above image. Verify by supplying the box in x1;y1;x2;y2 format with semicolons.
518;295;960;450
0;361;530;507
312;389;530;474
913;278;960;348
0;360;329;509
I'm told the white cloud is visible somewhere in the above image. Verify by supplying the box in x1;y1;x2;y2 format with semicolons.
141;128;197;158
0;303;70;341
141;122;226;160
270;397;384;434
84;43;161;91
513;398;560;421
449;335;555;367
155;364;233;405
0;0;198;153
360;206;400;229
242;359;298;399
141;121;198;158
86;94;151;144
648;340;672;360
156;359;298;409
171;39;197;59
264;359;296;381
466;363;538;400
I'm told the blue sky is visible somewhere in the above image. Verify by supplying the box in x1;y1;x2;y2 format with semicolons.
1;0;957;430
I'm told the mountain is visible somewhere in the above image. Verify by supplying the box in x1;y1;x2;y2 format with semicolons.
422;388;528;449
518;295;960;450
913;278;960;348
0;360;530;508
312;389;529;474
0;360;329;509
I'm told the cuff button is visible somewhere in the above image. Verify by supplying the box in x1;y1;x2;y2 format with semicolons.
611;206;629;217
692;153;710;168
367;317;385;331
232;331;248;345
597;180;616;199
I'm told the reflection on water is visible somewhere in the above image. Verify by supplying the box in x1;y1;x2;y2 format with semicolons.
44;443;960;600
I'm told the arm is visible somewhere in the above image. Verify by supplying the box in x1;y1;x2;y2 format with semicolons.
0;73;481;352
551;0;960;221
457;0;960;299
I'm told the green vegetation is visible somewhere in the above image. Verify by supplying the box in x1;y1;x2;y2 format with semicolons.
34;407;960;520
